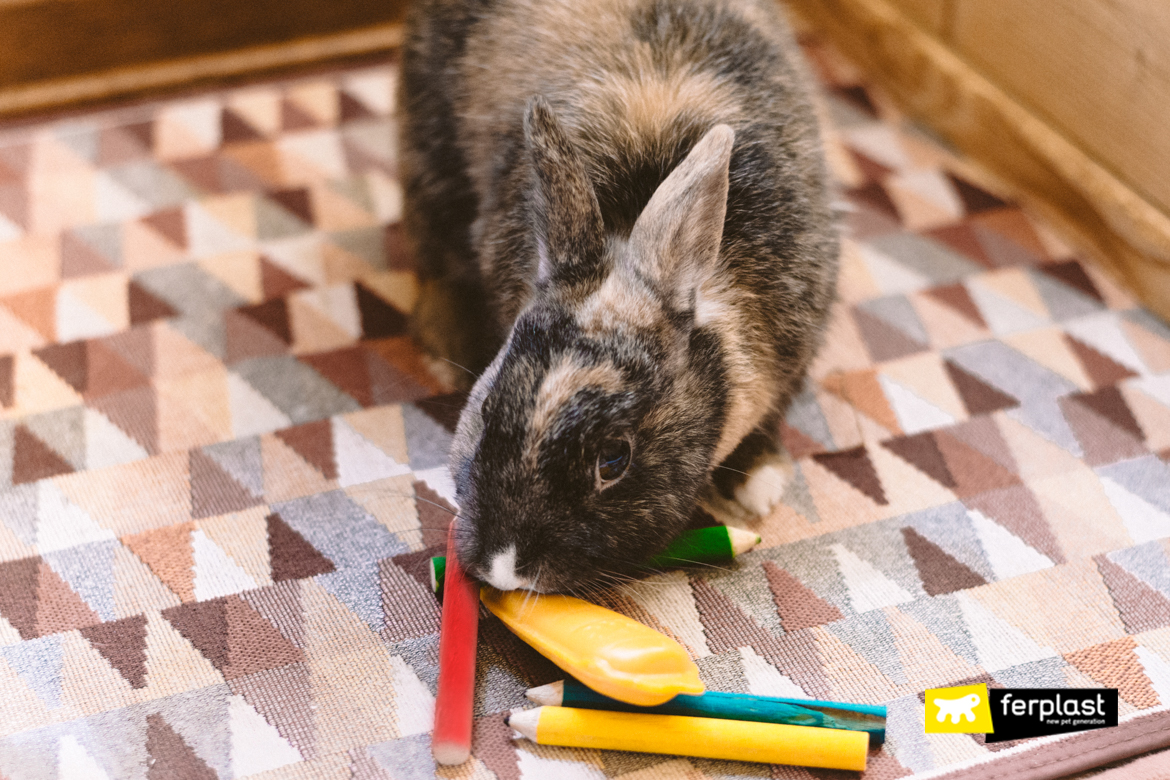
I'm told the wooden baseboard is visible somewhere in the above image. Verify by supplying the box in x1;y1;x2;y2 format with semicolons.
0;0;410;122
0;23;403;120
786;0;1170;320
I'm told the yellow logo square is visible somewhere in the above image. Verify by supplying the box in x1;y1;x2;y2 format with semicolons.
925;684;994;733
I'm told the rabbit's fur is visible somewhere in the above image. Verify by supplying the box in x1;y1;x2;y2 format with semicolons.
399;0;839;593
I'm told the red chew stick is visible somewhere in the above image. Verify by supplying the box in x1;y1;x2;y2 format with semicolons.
432;523;480;765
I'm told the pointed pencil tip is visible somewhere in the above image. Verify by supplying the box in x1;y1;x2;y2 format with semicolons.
526;680;564;706
508;708;541;741
727;525;763;555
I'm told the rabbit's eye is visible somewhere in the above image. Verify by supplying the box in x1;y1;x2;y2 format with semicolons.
596;437;631;485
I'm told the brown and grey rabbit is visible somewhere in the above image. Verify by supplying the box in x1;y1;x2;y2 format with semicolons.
398;0;839;593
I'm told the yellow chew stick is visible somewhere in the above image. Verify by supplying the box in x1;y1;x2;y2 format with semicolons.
481;588;704;706
509;706;869;771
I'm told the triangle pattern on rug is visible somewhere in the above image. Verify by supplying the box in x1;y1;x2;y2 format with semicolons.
946;173;1007;214
280;100;319;132
0;558;47;639
879;374;956;434
829;543;916;613
34;340;88;393
60;231;116;278
241;580;305;650
1094;554;1170;634
1066;334;1137;388
56;734;114;779
882;432;957;489
365;340;443;405
848;180;900;220
84;338;150;398
0;635;63;707
901;526;986;596
162;598;229;668
1040;260;1103;302
1066;313;1148;375
355;282;409;339
236;298;293;345
954;591;1057;672
267;512;335;582
228;693;303;776
380;559;441;643
145;713;218;780
924;282;987;327
260;256;310;300
141;208;188;250
89;386;159;455
300;347;373;407
43;539;118;621
933;430;1020;498
221;108;266;144
128;280;179;325
813;446;888;505
12;425;75;484
1065;636;1158;709
267;188;314;225
224;308;289;364
192;529;257;600
79;614;149;689
414;480;457;548
35;558;101;636
122;522;196;602
1060;390;1146;467
1069;386;1144;440
230;663;317;758
189;449;263;519
274;419;336;480
691;577;832;698
943;360;1018;415
853;306;926;362
221;595;303;679
964;484;1065;565
0;353;12;408
332;416;410;488
966;508;1053;580
202;438;264;499
1098;476;1170;545
762;560;842;632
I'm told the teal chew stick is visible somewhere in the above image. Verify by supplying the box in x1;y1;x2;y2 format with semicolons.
528;679;886;746
431;525;760;599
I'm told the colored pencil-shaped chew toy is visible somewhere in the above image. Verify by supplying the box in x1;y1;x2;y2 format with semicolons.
508;706;869;771
643;525;761;569
431;526;759;599
431;524;480;765
528;679;887;745
482;587;704;706
430;555;446;596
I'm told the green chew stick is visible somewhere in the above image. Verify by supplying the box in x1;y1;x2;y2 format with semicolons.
528;678;886;745
431;525;761;599
430;555;446;597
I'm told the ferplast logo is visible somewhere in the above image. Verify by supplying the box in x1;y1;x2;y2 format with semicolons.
924;684;994;734
923;686;1119;741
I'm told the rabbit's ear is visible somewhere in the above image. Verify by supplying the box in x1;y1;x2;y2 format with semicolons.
627;124;733;310
525;97;605;285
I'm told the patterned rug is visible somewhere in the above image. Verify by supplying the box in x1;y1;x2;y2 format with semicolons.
1;20;1170;780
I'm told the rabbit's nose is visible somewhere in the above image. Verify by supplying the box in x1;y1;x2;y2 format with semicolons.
483;545;532;591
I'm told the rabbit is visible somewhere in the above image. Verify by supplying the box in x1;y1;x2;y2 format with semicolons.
398;0;839;594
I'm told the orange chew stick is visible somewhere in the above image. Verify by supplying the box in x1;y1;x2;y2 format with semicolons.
432;524;480;765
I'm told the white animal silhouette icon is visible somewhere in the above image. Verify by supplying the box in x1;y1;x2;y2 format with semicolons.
934;693;981;723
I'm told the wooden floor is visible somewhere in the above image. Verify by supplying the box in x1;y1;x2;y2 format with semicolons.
787;0;1170;322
